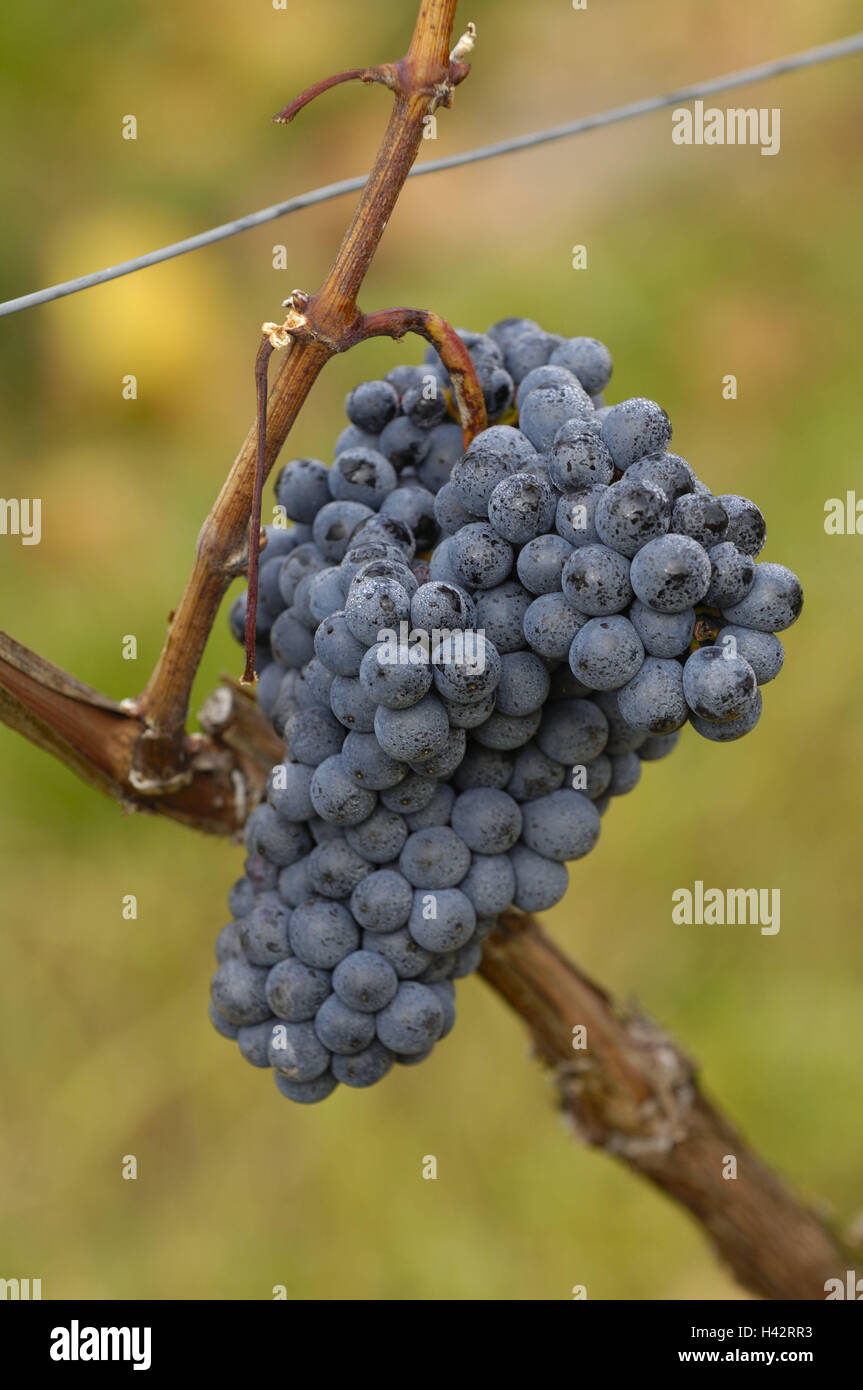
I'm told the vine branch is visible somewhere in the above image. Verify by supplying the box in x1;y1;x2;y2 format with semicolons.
480;915;856;1300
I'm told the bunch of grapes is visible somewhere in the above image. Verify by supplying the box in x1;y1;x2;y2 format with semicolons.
210;316;803;1103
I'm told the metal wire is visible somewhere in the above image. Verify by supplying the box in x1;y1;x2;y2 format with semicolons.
1;30;861;319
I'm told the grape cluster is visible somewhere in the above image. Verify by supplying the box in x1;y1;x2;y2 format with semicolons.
211;317;802;1103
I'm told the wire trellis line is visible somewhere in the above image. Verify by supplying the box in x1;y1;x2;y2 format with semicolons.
2;30;862;320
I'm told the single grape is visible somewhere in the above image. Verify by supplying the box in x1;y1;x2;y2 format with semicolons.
629;534;711;613
568;616;644;691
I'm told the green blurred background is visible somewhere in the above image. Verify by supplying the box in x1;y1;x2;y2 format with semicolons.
0;0;860;1301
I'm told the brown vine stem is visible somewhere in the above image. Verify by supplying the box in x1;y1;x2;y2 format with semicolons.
131;0;474;788
481;913;856;1300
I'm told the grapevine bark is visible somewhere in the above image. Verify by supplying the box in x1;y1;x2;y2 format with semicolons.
480;915;855;1300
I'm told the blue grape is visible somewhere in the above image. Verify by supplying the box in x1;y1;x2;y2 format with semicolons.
310;754;377;825
313;500;374;562
434;481;474;536
404;782;455;830
379;414;431;470
331;1042;394;1088
506;741;567;801
274;1070;338;1103
608;751;642;794
617;656;688;734
266;957;331;1022
279;856;312;911
416;421;464;492
716;495;767;556
245;803;311;867
508;844;569;911
340;730;406;790
336;423;380;456
628;598;695;658
359;641;432;710
288;898;360;969
682;646;758;721
286;706;345;766
350;868;414;933
408;888;476;951
547;422;613;491
380;485;439;550
385;364;426;399
307;838;372;897
453;743;514;791
239;895;293;966
209;999;239;1040
487;316;542;350
720;562;803;632
518;381;593;451
295;657;335;710
410;579;477;634
329;674;378;732
313;611;366;677
515;363;579;408
267;761;315;823
494;650;551;715
520;788;601;862
561;544;633;616
458;853;516;915
591;690;647;754
362;926;434;980
581;753;612;799
517;534;574;595
401;380;448;430
380;771;439;813
600;398;672;470
268;1019;331;1081
671;493;728;548
442;690;497;729
215;921;244;963
228;877;255;920
450;787;522;853
629;534;711;613
549;336;613;395
715;626;784;684
568;615;644;691
638;730;682;761
431;632;501;704
451;939;484;978
346;380;399;434
450;426;536;516
350;515;416;562
407;724;466;779
374;693;450;762
314;993;377;1053
376;982;445;1054
344;574;411;647
270;609;315;668
690;689;763;741
502;328;558;381
471;707;542;751
523;592;587;660
595;478;672;557
211;957;271;1026
275;458;330;524
536;697;608;764
555;486;604;547
704;542;756;607
399;826;471;888
488;473;556;543
345;804;409;864
449;523;514;589
428;535;462;586
626;452;694;502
